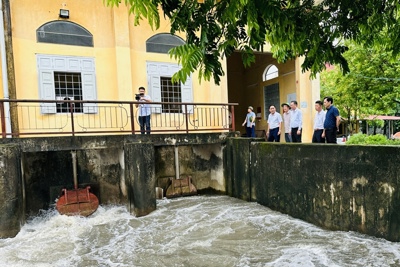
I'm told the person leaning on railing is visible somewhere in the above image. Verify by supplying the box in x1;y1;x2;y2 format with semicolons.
135;86;152;134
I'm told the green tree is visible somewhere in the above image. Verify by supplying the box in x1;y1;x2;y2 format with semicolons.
104;0;400;85
321;41;400;134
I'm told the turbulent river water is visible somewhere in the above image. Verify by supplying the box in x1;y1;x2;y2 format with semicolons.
0;195;399;267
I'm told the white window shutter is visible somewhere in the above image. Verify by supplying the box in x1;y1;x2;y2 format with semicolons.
148;75;162;113
66;58;81;71
37;55;98;114
82;72;98;113
53;58;66;70
39;70;56;114
181;77;193;114
147;61;193;114
37;56;53;69
81;58;95;71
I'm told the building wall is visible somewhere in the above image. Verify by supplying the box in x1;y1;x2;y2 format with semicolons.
3;0;228;135
1;0;321;139
227;53;320;142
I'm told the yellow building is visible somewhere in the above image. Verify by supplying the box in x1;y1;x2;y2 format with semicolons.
0;0;319;141
228;52;320;142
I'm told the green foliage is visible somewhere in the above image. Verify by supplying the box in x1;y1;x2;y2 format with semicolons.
346;133;367;144
105;0;400;85
364;134;390;145
368;119;384;128
321;41;400;131
346;133;400;145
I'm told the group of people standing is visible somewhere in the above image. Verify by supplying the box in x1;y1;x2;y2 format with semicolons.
243;97;340;144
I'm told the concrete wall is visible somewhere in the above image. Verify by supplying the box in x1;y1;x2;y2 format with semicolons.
0;133;230;237
225;138;400;242
0;145;22;238
22;148;127;217
156;144;225;194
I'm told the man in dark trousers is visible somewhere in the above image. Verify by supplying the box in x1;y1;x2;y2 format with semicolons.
322;96;340;143
266;105;282;142
312;100;326;143
135;86;152;134
289;100;302;142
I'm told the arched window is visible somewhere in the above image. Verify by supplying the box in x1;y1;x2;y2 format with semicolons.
37;21;93;47
263;65;279;81
146;33;185;54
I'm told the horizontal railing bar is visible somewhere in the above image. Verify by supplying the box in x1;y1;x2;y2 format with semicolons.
1;127;234;136
0;99;238;106
0;99;237;138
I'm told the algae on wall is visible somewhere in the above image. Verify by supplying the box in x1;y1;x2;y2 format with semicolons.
225;139;400;242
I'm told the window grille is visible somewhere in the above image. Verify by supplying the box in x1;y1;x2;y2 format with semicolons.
37;21;93;47
264;83;280;118
160;77;182;113
146;33;185;54
54;72;83;113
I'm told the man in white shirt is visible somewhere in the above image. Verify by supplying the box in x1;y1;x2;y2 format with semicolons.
266;105;283;142
135;86;152;134
312;100;326;143
289;100;302;142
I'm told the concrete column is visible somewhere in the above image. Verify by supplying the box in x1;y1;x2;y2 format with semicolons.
224;138;251;201
0;144;22;238
295;57;321;143
124;142;156;217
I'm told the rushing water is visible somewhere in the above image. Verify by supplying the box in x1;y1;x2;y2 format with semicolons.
0;195;399;267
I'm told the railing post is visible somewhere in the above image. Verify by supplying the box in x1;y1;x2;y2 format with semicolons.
69;102;75;136
230;105;235;132
185;104;189;134
0;101;5;138
130;103;135;134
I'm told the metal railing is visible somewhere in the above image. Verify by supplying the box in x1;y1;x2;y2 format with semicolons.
0;99;237;137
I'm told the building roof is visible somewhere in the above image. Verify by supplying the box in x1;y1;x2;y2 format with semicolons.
364;115;400;121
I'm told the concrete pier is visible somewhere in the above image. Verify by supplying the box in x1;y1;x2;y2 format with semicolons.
125;142;156;217
0;144;22;238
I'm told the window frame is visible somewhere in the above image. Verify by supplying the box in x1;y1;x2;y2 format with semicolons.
263;64;279;81
160;76;182;113
54;71;84;113
37;54;98;114
146;61;193;114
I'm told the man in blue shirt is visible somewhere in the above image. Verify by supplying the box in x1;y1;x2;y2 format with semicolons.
322;96;340;143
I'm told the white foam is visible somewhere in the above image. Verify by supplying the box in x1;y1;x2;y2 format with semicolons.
1;196;400;267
